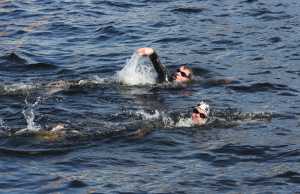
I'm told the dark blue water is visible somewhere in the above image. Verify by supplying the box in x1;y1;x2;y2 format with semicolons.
1;0;300;193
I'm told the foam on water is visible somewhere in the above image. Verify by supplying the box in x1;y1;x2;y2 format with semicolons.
91;75;108;84
135;110;194;128
161;113;176;128
175;117;193;127
116;52;157;85
135;109;161;120
0;83;36;95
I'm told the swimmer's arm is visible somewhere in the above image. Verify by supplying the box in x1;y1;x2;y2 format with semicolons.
149;51;170;83
137;48;169;83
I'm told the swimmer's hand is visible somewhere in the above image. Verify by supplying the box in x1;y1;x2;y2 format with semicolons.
137;47;154;56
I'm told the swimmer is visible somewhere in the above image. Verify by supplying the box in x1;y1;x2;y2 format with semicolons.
42;48;190;94
137;47;235;86
191;101;210;126
137;47;192;83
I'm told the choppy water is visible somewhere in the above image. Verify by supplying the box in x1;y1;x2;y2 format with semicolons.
1;0;300;193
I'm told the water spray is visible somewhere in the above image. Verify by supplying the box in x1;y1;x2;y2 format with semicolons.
116;52;157;85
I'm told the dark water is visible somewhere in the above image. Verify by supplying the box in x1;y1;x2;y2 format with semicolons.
1;0;300;193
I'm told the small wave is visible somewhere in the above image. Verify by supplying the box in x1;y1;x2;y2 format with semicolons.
286;70;300;76
27;62;58;70
212;144;270;156
68;179;88;188
0;83;37;96
96;25;123;35
154;37;190;43
0;53;27;67
273;170;300;184
0;81;88;97
241;0;258;3
56;69;76;77
0;147;73;157
211;39;242;46
0;53;58;72
248;71;271;75
252;57;264;61
245;8;292;21
47;21;81;35
245;8;274;17
101;1;138;8
259;14;292;21
268;37;282;43
172;7;206;14
278;92;298;97
228;82;297;93
96;25;124;40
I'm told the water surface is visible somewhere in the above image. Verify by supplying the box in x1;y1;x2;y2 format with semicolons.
1;0;300;193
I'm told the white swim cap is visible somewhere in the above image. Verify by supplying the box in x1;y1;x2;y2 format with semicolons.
196;101;210;116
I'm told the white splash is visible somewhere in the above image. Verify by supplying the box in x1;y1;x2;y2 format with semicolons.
0;118;6;128
116;52;157;85
0;118;9;134
20;97;42;133
92;75;108;84
159;113;174;128
175;117;193;127
136;109;161;120
135;110;194;128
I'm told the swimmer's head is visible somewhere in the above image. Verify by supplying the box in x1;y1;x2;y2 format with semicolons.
192;101;210;126
172;65;192;83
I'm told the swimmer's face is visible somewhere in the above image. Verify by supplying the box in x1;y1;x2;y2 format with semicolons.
192;102;209;126
173;65;192;83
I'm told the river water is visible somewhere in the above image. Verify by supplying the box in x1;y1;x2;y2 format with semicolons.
1;0;300;193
